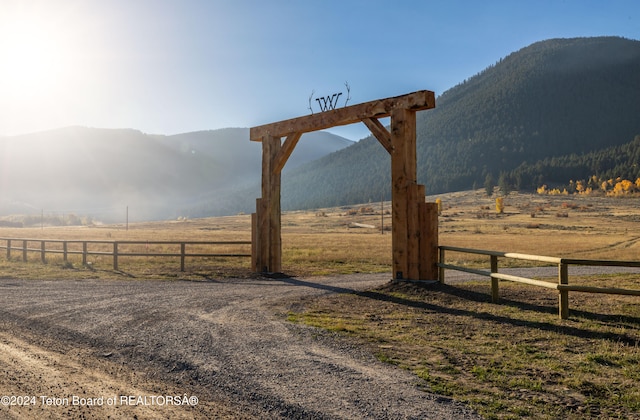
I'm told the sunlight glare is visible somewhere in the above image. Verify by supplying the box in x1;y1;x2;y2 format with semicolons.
0;5;79;113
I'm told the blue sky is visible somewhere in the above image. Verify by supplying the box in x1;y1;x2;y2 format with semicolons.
1;0;638;140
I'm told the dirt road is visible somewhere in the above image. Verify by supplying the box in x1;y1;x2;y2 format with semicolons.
0;274;481;419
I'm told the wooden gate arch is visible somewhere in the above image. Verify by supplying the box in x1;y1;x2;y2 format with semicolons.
250;90;438;281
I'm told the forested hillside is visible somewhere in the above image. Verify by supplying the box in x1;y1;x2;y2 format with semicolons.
509;134;640;191
280;37;640;210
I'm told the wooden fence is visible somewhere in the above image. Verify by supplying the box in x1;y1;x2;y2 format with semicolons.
0;238;251;272
438;245;640;319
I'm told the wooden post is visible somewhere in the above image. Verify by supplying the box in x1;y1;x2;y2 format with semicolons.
389;107;434;280
82;242;88;265
63;241;68;263
419;202;438;280
255;135;282;273
491;255;499;303
6;239;11;260
113;242;119;271
180;243;186;272
390;107;413;279
41;241;46;263
22;240;27;262
255;197;269;272
268;138;283;274
438;246;445;284
559;262;569;319
407;184;424;280
251;210;259;271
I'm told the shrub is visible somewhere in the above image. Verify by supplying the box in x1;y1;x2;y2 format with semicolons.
496;197;504;214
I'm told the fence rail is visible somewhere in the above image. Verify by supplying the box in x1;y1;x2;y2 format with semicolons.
438;245;640;319
0;238;251;272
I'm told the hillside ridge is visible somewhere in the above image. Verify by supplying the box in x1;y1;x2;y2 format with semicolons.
279;36;640;211
0;126;352;221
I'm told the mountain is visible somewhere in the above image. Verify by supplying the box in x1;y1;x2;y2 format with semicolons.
0;126;352;222
279;37;640;210
152;128;353;188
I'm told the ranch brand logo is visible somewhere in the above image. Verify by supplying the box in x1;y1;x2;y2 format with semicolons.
308;82;351;114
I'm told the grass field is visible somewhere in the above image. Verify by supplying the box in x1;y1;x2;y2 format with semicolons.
2;190;639;277
1;190;639;418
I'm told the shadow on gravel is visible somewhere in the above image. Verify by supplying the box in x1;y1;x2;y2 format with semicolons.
277;276;640;346
114;270;136;278
190;273;226;282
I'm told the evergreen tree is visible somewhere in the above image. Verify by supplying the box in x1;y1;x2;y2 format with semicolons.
485;173;495;197
498;172;511;195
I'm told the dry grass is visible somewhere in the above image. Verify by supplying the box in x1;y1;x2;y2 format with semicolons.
287;277;640;419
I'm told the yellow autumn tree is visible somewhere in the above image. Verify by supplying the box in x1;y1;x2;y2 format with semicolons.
612;182;624;196
610;179;634;196
496;197;504;214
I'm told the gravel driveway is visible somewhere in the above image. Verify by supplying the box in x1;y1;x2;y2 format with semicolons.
0;273;482;419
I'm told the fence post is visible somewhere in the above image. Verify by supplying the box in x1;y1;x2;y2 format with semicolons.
6;239;11;259
490;255;499;303
41;241;46;263
559;262;569;319
438;247;445;283
82;242;87;265
180;243;186;272
113;242;118;270
22;240;27;262
63;241;68;263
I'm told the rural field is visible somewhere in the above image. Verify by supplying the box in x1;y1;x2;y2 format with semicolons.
0;190;639;419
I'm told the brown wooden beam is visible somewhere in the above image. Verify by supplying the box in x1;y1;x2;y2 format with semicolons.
251;211;258;270
250;90;435;140
256;135;282;273
273;132;302;174
362;118;393;154
407;184;425;280
390;107;416;279
419;202;439;280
